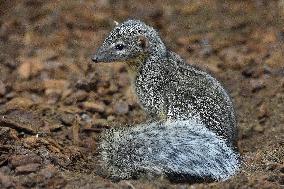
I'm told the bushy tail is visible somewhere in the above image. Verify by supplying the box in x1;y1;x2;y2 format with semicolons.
98;119;240;182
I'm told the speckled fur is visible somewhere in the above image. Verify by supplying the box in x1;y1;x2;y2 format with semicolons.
99;120;239;181
93;19;239;182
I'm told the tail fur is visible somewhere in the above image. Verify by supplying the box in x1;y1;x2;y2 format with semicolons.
99;119;239;182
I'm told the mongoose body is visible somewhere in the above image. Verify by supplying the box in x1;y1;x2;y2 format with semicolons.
135;51;236;144
92;20;239;182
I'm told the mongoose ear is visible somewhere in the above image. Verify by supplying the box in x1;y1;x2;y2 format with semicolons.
138;35;149;51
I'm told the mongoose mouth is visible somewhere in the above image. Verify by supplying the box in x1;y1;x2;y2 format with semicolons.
91;53;123;64
91;55;125;64
91;55;111;63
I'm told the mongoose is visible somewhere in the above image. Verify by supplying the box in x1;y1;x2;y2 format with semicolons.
92;20;239;182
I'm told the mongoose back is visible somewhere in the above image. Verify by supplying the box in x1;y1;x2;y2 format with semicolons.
92;19;239;182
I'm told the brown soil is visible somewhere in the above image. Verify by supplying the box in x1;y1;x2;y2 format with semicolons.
0;0;283;188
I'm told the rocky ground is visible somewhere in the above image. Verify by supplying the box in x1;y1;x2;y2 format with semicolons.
0;0;283;188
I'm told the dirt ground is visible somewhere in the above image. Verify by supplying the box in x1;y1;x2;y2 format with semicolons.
0;0;283;188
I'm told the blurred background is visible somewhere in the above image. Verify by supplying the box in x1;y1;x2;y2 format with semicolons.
0;0;283;188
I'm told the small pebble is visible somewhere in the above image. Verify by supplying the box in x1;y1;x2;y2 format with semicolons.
0;81;6;96
60;113;74;126
114;101;129;115
250;79;265;93
81;101;106;113
15;163;41;175
253;124;264;133
0;172;14;188
10;154;42;168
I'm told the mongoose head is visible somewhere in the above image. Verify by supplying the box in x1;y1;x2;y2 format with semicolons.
92;19;166;63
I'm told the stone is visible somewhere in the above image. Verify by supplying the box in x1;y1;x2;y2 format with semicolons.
0;172;14;188
5;97;34;109
64;90;88;105
15;163;41;174
10;154;42;168
43;79;69;91
0;81;6;96
250;79;265;93
59;113;74;126
113;101;129;115
253;124;264;133
18;59;43;79
81;101;106;113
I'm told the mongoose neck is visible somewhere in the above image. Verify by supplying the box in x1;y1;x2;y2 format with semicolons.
125;51;166;87
125;53;148;86
130;52;169;117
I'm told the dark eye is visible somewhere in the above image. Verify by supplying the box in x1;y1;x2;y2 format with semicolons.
115;44;125;51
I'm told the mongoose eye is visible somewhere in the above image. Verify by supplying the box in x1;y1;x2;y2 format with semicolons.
115;44;125;51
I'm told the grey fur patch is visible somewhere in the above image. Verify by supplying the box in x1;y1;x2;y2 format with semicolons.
99;120;240;181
